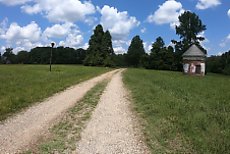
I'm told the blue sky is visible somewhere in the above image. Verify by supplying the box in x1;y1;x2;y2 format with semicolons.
0;0;229;56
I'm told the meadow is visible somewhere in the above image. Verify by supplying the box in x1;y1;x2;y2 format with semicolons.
123;69;230;154
0;65;111;121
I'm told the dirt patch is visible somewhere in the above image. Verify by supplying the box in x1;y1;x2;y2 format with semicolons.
76;69;150;154
0;69;117;153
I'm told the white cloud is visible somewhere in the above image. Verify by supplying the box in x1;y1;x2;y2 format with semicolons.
59;33;83;48
143;42;152;53
219;43;225;48
0;20;85;52
219;34;230;48
217;52;224;56
197;31;209;42
228;9;230;18
227;34;230;40
81;43;89;50
147;0;184;29
0;0;31;6
99;5;140;40
14;41;42;53
43;23;78;39
0;21;42;53
0;17;8;35
112;40;131;54
196;0;221;10
113;47;126;54
43;23;84;48
21;0;96;23
1;21;41;42
113;40;130;47
141;28;146;33
21;4;41;15
1;46;6;53
197;31;210;51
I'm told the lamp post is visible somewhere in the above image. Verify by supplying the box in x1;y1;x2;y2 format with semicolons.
50;42;55;72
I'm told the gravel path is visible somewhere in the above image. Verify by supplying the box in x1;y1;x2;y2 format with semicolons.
0;69;117;154
76;69;150;154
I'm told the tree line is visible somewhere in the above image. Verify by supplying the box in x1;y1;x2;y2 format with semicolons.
0;11;229;75
0;47;86;64
206;51;230;75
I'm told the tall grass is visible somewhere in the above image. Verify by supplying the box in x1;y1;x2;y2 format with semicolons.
123;69;230;153
0;65;111;121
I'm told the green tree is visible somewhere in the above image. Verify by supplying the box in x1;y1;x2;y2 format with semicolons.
102;30;115;66
146;37;174;70
148;37;165;69
164;45;174;70
75;48;86;64
152;37;165;52
176;11;206;43
17;50;29;64
102;30;114;55
27;46;86;64
172;11;207;70
0;51;2;64
206;51;230;75
221;51;230;75
2;48;16;64
113;54;128;67
84;24;114;66
171;40;188;71
126;35;145;67
206;56;222;73
84;25;104;66
29;47;50;64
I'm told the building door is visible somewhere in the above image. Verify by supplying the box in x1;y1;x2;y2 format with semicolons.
195;65;201;74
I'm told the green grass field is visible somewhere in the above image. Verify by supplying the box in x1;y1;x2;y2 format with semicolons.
0;65;111;121
123;69;230;154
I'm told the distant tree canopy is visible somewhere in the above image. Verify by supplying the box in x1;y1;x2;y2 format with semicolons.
176;11;206;43
1;47;86;64
84;24;114;66
29;47;86;64
17;50;29;64
143;37;174;70
126;35;146;67
0;51;1;64
207;50;230;75
172;11;207;71
2;48;17;64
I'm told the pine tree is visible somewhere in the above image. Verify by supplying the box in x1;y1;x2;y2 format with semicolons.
126;35;145;67
172;11;206;70
84;24;114;66
176;11;206;43
102;30;115;66
102;31;114;55
84;24;105;66
0;51;2;64
3;48;16;64
148;37;174;70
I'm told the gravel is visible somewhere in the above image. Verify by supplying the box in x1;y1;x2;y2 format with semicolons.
0;69;117;154
76;69;150;154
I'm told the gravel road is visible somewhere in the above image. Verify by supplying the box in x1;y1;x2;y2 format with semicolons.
76;69;150;154
0;69;117;153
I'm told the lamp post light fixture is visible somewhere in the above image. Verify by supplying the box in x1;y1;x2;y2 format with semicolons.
50;42;55;72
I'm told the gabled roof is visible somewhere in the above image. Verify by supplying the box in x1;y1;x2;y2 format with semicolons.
182;44;206;57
